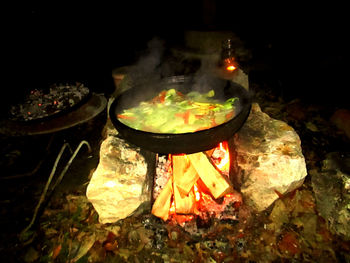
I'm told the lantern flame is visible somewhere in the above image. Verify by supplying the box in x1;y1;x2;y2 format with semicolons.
223;57;237;72
226;65;236;71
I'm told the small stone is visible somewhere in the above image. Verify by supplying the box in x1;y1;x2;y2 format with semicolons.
170;231;178;241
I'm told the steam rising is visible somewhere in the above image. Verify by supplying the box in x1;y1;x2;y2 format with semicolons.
127;37;224;91
120;36;246;111
128;37;165;84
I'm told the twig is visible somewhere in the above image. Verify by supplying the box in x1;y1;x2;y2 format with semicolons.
19;140;92;243
50;140;92;191
19;142;71;239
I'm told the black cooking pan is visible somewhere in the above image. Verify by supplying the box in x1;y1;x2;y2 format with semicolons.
109;75;251;154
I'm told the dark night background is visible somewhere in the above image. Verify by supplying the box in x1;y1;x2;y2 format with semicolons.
1;2;349;261
3;1;348;112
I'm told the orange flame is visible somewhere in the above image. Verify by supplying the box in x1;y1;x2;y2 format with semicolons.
215;142;230;171
169;200;176;214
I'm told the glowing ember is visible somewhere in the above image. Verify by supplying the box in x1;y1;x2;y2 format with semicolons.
169;200;176;214
194;184;201;202
9;84;89;121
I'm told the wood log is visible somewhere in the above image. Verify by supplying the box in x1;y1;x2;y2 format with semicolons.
173;184;195;214
151;178;173;221
173;155;199;195
187;152;233;199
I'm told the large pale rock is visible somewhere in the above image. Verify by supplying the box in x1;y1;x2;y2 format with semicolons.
86;124;150;224
234;103;307;211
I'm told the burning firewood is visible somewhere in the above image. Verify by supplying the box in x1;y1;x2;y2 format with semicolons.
173;155;199;196
151;178;173;221
187;152;233;199
152;145;234;220
173;184;196;214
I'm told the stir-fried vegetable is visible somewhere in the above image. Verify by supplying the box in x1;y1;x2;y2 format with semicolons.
117;89;239;133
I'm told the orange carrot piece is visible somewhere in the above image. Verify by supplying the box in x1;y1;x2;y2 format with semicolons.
175;111;190;124
117;114;136;120
159;91;166;103
183;111;190;124
225;111;234;120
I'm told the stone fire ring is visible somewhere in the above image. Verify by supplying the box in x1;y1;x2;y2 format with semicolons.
0;93;107;136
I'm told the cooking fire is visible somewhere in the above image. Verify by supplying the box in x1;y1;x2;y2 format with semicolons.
106;75;250;226
152;141;242;224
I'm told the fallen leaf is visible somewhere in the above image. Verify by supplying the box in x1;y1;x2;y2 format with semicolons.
43;227;58;238
104;225;121;237
23;247;39;263
104;240;118;251
116;248;132;261
71;232;96;262
317;228;333;242
52;244;62;260
278;232;300;256
268;199;289;233
105;231;117;243
88;241;106;262
306;122;319;132
291;190;316;216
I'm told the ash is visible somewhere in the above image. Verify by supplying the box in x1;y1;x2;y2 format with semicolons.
168;192;241;234
153;154;172;200
9;83;89;121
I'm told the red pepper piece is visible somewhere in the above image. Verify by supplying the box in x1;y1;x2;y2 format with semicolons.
175;111;190;124
225;111;234;120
